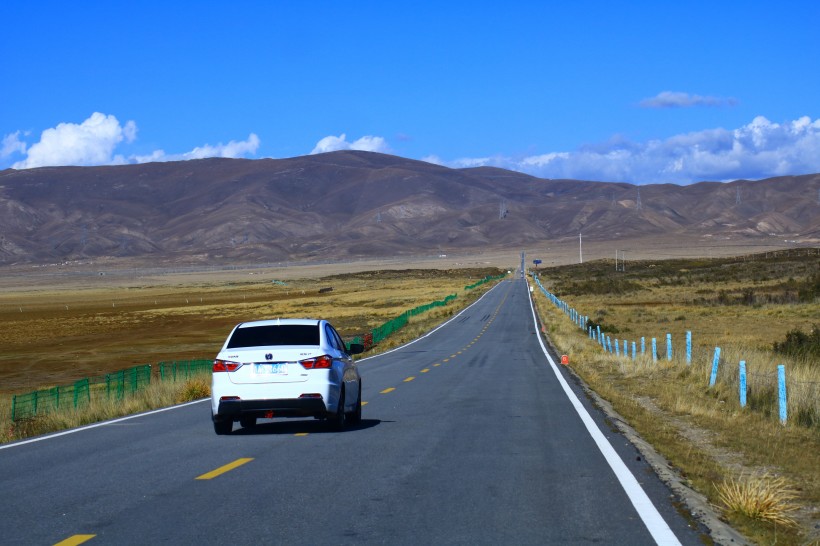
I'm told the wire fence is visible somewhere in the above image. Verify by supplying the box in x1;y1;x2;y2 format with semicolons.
531;273;819;427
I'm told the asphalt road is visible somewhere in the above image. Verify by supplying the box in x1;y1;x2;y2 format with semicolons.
0;279;707;545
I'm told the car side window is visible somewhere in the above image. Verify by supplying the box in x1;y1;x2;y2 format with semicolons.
324;324;341;352
330;326;348;355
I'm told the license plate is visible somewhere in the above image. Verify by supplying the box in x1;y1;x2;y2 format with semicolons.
254;363;287;375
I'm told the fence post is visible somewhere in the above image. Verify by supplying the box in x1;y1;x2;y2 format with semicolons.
709;347;721;387
739;361;747;408
666;333;672;361
686;331;692;365
623;340;627;357
631;341;636;360
651;338;657;362
641;337;646;355
615;339;620;356
778;365;787;425
597;325;602;343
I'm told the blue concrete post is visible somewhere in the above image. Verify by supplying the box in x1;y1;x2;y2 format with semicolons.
666;333;672;361
631;341;636;360
778;365;787;425
615;339;620;356
709;347;721;387
641;337;646;355
686;331;692;365
739;361;747;408
651;338;657;362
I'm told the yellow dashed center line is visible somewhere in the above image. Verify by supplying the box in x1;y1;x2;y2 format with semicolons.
294;432;309;437
366;285;512;407
362;401;369;406
54;535;96;546
196;458;254;480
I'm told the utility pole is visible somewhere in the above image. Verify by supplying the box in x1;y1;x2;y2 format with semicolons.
615;250;626;272
579;233;583;264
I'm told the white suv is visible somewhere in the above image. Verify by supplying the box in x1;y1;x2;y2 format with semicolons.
210;318;364;434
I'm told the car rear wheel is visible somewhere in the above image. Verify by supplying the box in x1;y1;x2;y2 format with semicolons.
329;388;346;431
213;418;232;435
347;383;362;425
239;416;257;429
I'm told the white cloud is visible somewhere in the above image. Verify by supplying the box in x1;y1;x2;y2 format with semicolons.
7;113;261;169
1;131;27;159
133;133;261;163
639;91;737;109
421;155;444;165
310;133;391;155
12;113;137;169
435;116;820;184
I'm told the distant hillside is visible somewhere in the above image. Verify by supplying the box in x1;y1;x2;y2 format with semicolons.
0;151;818;265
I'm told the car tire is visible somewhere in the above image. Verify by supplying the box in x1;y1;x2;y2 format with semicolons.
239;416;257;429
329;388;346;431
213;418;232;435
347;383;362;425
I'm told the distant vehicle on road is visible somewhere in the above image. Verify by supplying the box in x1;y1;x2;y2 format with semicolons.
210;318;364;434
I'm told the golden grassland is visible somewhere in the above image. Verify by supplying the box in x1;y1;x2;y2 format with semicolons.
0;266;503;441
532;253;819;545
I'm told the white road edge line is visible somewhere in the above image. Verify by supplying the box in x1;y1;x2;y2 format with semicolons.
526;279;682;546
0;399;208;450
2;280;507;450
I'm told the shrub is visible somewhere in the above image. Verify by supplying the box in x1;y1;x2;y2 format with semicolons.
773;325;820;360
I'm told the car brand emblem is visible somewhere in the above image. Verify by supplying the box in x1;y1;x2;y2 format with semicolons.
265;353;273;360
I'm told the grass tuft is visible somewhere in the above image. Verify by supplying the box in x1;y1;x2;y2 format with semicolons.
176;378;211;403
716;473;799;527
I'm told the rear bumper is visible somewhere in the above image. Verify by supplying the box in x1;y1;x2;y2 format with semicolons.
215;398;328;421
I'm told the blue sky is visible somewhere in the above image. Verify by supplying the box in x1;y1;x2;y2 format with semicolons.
2;1;818;184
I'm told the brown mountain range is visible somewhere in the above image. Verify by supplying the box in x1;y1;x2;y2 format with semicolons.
0;151;818;266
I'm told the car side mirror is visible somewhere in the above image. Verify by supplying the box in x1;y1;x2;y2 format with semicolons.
348;343;365;355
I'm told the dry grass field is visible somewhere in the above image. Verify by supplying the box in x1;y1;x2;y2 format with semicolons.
0;265;505;395
532;251;819;545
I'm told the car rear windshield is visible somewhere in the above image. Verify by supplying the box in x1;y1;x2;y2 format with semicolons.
227;324;320;348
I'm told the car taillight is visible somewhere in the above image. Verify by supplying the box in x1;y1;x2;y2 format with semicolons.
213;360;242;372
299;355;332;369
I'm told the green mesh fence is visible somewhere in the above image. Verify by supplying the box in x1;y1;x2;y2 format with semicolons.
159;359;213;382
464;274;506;291
348;291;464;351
11;364;152;422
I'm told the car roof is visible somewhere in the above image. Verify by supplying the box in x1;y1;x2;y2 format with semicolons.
235;318;322;328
